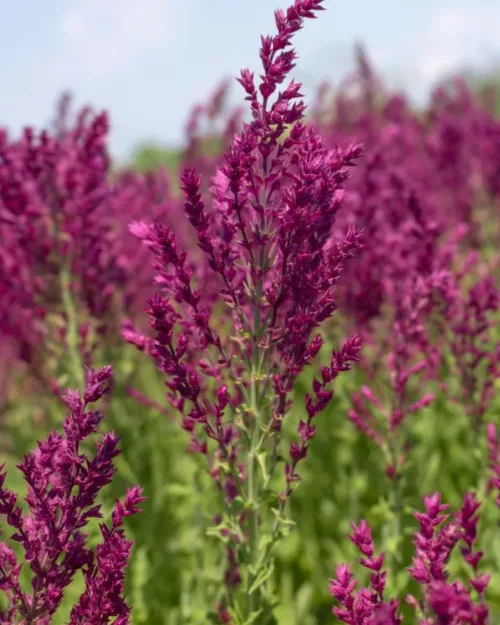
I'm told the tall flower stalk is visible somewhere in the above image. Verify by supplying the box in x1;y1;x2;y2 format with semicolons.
127;1;363;621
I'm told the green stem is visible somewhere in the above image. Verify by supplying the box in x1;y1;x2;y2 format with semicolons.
247;445;259;613
194;471;206;615
60;266;85;390
246;247;265;616
387;434;403;579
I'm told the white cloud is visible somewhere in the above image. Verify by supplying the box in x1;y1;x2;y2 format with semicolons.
368;3;500;102
416;4;500;84
54;0;171;78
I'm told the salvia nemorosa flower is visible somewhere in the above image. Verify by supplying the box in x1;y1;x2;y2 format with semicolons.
329;518;402;624
414;247;500;431
347;267;437;480
0;96;184;400
331;493;491;624
127;0;363;486
311;59;500;331
181;79;243;190
125;0;364;616
0;365;144;624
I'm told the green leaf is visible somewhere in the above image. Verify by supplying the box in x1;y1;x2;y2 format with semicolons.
242;609;264;625
257;451;269;482
249;562;275;594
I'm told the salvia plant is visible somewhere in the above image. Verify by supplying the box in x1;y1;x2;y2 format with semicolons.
1;0;500;623
0;99;175;398
126;1;366;621
0;365;144;624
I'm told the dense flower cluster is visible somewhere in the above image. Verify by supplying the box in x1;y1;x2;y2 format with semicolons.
330;493;491;625
0;365;143;624
0;97;183;400
329;519;402;624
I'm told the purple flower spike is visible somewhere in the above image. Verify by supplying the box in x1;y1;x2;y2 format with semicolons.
0;366;143;624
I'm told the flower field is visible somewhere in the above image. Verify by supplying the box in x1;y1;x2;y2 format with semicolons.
1;1;500;623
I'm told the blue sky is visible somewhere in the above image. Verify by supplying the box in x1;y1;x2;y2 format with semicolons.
2;0;499;162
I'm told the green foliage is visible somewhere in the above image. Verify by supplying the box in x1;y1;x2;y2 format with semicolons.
3;323;500;624
131;143;183;175
3;332;500;624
